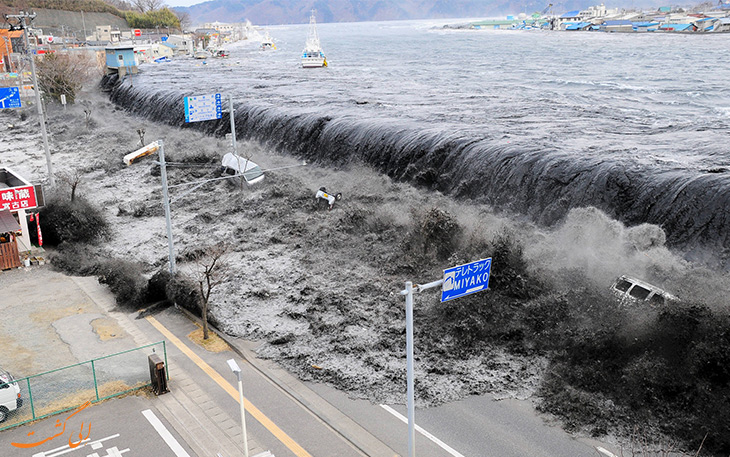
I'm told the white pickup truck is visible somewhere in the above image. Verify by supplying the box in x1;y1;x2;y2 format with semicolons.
0;369;22;423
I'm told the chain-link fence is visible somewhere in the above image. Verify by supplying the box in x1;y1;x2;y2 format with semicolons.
0;341;167;430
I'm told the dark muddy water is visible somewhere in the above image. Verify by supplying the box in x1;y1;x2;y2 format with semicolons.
105;20;730;266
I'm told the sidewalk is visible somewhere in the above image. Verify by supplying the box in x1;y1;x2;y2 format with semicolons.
70;274;273;457
1;266;398;457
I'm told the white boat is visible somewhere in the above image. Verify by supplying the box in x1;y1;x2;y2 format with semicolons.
194;49;212;59
261;32;276;50
301;10;327;68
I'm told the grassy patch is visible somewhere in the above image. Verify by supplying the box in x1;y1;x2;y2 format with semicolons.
187;325;230;353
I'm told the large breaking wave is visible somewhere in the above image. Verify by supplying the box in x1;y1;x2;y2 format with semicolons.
102;73;730;268
100;22;730;268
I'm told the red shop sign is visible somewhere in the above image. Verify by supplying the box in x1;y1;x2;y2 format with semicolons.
0;185;38;212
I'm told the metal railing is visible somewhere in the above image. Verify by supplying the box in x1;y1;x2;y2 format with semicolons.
0;341;167;431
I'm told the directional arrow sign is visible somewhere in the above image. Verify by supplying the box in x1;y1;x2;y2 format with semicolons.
441;257;492;302
0;87;22;109
184;93;222;123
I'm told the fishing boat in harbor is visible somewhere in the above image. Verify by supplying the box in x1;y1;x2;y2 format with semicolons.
261;32;276;50
301;10;327;68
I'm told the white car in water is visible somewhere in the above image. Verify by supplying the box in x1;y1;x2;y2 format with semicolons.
610;275;679;306
221;153;265;184
0;368;22;423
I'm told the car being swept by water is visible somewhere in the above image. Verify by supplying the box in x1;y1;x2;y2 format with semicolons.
610;275;680;306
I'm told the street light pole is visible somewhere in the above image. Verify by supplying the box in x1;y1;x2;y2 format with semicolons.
158;140;176;275
227;359;249;457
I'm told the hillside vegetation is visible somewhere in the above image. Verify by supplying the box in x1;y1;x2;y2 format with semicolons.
1;0;125;18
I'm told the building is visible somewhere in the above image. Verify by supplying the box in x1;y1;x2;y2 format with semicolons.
105;45;137;76
0;167;44;269
164;34;195;55
0;29;24;72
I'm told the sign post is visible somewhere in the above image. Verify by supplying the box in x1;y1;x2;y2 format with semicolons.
399;257;492;457
184;92;244;185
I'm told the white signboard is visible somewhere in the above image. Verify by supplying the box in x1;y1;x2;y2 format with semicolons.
184;93;222;123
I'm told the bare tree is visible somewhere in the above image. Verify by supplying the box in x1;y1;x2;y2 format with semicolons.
191;243;230;340
57;169;83;202
174;10;192;31
35;51;102;104
81;100;93;130
133;0;166;13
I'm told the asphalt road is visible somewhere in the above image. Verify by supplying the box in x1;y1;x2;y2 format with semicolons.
142;307;622;457
307;383;624;457
0;395;195;457
138;307;367;457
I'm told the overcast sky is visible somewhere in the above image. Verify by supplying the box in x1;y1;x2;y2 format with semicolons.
166;0;202;8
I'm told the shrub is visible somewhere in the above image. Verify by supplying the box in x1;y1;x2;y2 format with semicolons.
40;197;109;245
165;274;202;315
48;242;100;275
92;259;146;307
419;207;461;260
146;268;173;303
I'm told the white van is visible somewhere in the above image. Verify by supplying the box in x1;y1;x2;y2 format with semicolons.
0;369;22;423
611;275;679;306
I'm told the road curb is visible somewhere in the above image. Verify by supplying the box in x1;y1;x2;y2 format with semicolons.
175;306;400;457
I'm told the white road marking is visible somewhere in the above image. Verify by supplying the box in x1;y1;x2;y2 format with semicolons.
33;434;119;457
142;409;191;457
596;446;618;457
380;404;466;457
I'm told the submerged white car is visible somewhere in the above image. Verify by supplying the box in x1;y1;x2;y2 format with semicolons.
0;369;22;423
611;275;679;306
221;153;265;184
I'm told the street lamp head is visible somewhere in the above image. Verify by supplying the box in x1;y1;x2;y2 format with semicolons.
227;358;241;373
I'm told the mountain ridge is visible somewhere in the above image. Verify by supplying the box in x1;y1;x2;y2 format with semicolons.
174;0;657;26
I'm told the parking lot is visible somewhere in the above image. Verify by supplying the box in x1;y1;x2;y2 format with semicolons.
0;395;194;457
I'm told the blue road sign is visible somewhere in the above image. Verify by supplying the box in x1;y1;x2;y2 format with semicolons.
0;87;22;109
184;93;222;123
441;257;492;302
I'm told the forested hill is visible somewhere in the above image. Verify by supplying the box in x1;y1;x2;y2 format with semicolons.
0;0;125;18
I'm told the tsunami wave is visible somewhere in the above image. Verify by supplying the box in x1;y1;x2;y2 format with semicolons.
102;75;730;269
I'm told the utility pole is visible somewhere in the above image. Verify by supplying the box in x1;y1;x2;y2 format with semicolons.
81;10;87;45
5;11;54;186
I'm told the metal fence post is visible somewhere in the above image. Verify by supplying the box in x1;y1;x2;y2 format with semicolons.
26;378;35;420
91;359;100;401
163;341;169;380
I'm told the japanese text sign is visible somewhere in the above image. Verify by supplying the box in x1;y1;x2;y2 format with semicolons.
441;257;492;302
1;185;38;212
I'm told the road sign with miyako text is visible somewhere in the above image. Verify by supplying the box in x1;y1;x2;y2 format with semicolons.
441;257;492;302
184;93;222;123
